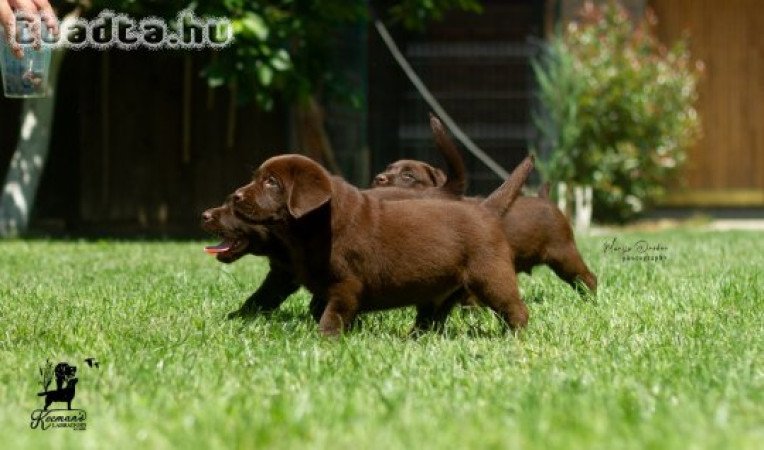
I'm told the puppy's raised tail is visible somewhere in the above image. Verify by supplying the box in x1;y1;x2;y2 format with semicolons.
481;155;534;217
430;113;467;196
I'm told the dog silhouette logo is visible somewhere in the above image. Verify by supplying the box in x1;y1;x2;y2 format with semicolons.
30;359;92;431
38;362;78;410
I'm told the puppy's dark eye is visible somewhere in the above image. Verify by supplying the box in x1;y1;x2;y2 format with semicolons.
401;172;415;182
263;176;280;189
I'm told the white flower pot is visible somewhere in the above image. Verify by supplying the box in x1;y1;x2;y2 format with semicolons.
556;182;593;232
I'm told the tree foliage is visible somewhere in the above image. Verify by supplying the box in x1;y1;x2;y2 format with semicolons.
67;0;482;108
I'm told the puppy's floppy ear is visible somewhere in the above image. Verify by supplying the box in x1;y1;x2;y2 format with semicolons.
425;165;447;187
285;159;332;218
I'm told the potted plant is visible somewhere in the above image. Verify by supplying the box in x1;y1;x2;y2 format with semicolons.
532;1;702;226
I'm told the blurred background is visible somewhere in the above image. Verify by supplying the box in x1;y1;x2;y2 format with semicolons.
1;0;762;237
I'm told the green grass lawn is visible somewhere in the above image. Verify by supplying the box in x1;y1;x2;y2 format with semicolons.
1;230;762;449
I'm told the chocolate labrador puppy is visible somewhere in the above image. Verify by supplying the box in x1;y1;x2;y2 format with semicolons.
202;154;532;320
374;114;467;196
201;172;531;321
201;201;306;318
203;114;470;320
372;135;597;294
230;154;533;336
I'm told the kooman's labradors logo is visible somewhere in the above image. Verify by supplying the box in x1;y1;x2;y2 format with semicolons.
30;358;98;431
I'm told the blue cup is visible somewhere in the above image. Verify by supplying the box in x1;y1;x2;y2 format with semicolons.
0;22;52;98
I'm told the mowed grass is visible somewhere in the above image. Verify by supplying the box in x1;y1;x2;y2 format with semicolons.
1;230;762;450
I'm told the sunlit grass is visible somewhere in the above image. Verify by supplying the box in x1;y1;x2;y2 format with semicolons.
1;230;762;449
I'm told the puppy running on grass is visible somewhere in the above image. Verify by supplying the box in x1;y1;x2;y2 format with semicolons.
229;154;534;336
202;114;469;320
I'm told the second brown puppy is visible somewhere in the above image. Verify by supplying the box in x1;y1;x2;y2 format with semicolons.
373;124;597;294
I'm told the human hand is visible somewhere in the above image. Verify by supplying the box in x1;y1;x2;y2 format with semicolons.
1;0;58;58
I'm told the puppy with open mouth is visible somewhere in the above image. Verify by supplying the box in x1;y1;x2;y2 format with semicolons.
201;199;313;319
201;115;470;320
201;200;264;263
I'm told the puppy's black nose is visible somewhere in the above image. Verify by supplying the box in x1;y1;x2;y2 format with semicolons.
232;191;245;203
201;211;213;222
374;174;388;186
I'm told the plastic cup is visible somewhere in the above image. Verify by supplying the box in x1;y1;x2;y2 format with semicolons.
0;23;52;98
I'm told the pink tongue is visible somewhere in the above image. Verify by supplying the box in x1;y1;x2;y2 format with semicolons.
204;241;233;254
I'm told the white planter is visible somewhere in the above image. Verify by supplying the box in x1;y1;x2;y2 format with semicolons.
556;182;593;232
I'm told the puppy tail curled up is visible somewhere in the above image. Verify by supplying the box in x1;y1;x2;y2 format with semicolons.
430;113;468;196
481;155;535;217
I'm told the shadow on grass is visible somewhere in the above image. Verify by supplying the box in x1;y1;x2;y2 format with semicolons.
227;308;315;325
225;302;536;340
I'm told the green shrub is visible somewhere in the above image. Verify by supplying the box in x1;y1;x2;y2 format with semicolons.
532;1;702;223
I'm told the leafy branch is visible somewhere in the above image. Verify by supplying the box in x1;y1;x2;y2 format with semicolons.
38;359;53;392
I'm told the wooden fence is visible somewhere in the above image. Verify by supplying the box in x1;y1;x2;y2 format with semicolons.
2;49;289;235
651;0;764;206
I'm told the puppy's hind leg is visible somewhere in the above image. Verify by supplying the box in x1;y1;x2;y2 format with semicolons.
309;295;327;323
409;290;463;336
466;261;528;332
410;304;438;337
546;243;597;296
318;280;362;337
